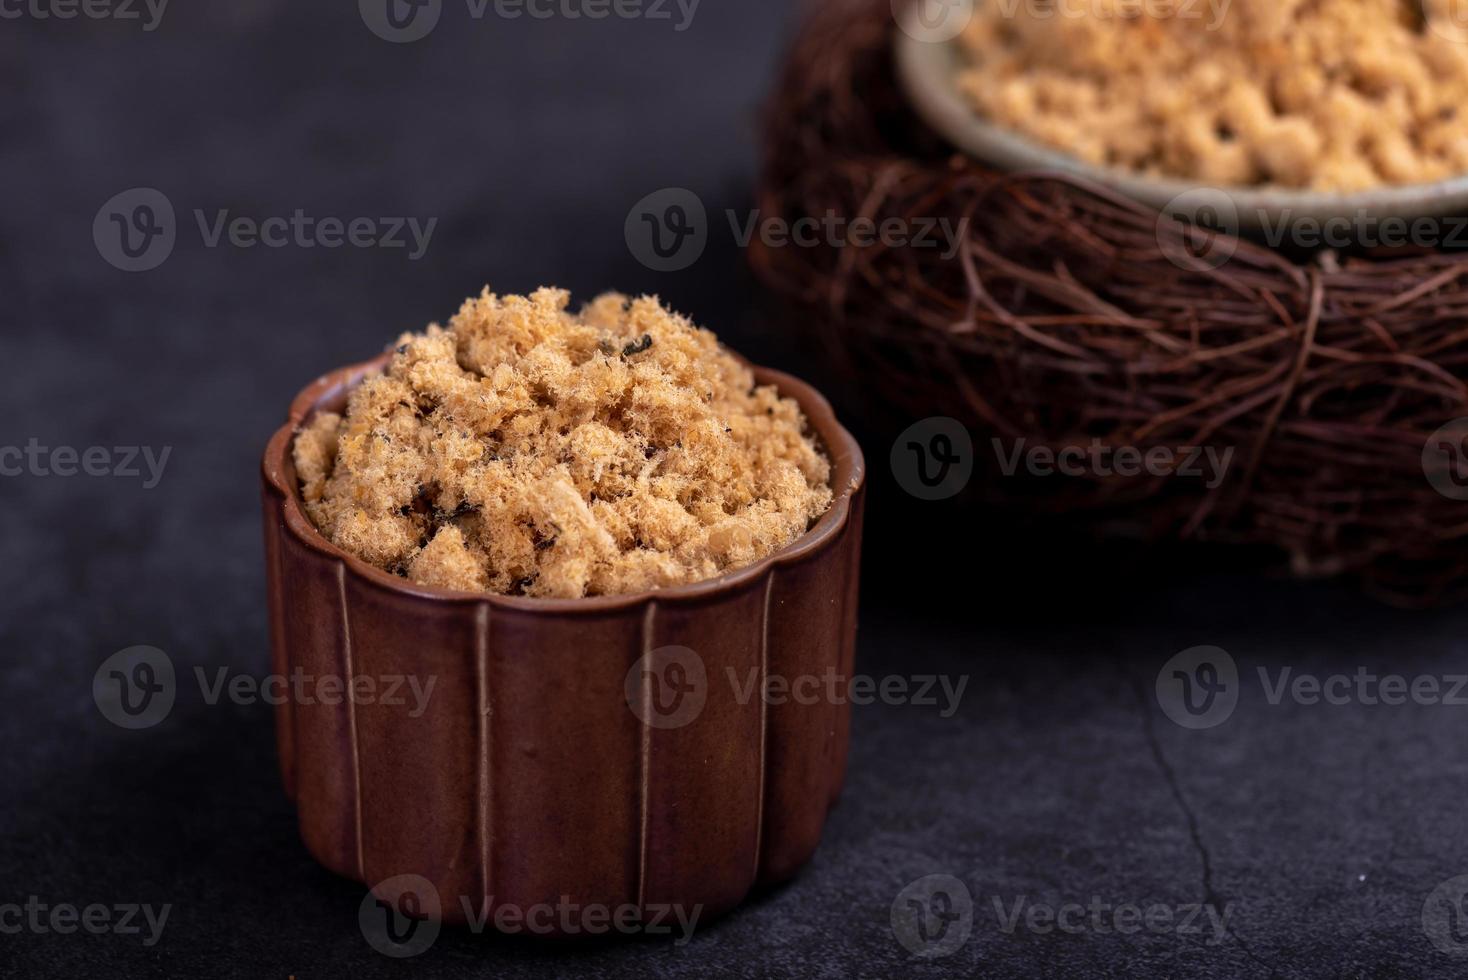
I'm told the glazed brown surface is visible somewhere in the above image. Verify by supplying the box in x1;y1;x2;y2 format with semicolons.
261;353;865;931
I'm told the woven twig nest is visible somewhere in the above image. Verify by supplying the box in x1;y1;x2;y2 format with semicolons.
751;0;1468;604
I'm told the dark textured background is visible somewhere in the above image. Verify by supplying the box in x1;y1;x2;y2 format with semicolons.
5;3;1468;977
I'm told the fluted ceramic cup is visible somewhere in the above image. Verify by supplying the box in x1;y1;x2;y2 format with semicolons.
260;352;865;934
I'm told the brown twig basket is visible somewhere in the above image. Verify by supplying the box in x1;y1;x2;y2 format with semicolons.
750;0;1468;605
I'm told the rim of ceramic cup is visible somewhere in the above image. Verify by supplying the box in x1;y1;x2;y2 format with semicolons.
262;352;867;614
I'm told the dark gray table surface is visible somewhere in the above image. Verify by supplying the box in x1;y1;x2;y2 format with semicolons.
5;4;1468;977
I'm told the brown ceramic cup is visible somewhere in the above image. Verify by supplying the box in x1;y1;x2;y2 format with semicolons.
260;352;865;935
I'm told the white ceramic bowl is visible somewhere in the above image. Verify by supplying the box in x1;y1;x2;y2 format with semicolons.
894;27;1468;234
